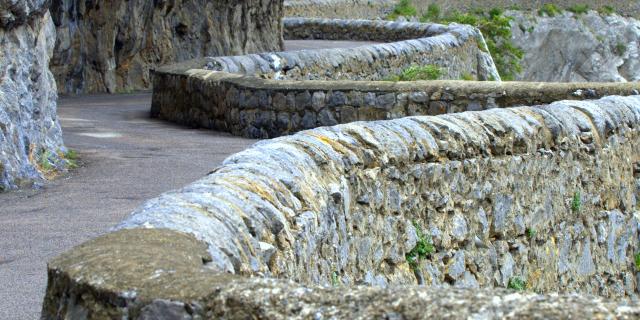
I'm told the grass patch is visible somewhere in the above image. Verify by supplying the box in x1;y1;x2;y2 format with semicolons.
508;277;526;291
571;191;581;213
423;3;441;21
567;4;589;15
460;73;474;81
615;42;627;56
387;0;417;20
406;220;435;270
538;4;561;17
386;65;443;81
598;5;615;16
63;149;80;168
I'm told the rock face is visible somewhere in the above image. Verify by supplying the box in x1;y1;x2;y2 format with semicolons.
50;0;284;94
510;11;640;82
0;1;65;190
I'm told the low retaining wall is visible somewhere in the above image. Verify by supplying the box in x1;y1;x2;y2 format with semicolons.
285;0;640;19
150;18;502;138
193;18;498;82
284;0;395;19
152;67;640;138
44;96;640;318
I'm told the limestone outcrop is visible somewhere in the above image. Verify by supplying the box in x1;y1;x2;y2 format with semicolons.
0;1;65;190
510;11;640;82
50;0;285;94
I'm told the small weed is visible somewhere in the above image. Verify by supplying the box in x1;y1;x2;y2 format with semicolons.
526;228;536;239
538;4;561;17
567;4;589;15
331;271;339;286
571;191;581;213
422;3;441;21
387;0;417;20
615;42;627;56
596;35;605;42
460;73;474;81
39;150;54;172
598;5;615;16
635;253;640;270
508;277;526;291
527;26;535;33
386;65;443;81
63;149;79;168
406;220;435;270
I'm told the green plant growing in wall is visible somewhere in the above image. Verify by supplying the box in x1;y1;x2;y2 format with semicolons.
538;4;561;17
526;228;536;239
387;0;417;20
571;191;581;213
635;253;640;270
567;4;589;15
386;65;443;81
615;42;627;56
331;271;340;286
39;150;54;173
406;220;435;271
508;277;526;291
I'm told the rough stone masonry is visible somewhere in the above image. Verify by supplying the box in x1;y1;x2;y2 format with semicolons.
43;96;640;318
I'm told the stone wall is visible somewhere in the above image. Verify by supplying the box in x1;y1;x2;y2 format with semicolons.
285;0;640;18
50;0;284;94
152;67;640;138
43;96;640;318
197;18;498;82
0;1;66;190
284;0;395;19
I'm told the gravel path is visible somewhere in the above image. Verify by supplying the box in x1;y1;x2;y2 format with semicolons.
0;40;373;320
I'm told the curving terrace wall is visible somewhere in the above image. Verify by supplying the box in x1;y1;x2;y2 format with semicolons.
43;96;640;318
284;0;395;19
152;67;640;138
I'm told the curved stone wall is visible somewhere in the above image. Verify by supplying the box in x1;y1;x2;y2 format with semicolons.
152;66;640;138
284;0;395;19
43;96;640;318
198;18;499;82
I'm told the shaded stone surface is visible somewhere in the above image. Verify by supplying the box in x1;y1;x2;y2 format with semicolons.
0;1;66;190
49;0;284;93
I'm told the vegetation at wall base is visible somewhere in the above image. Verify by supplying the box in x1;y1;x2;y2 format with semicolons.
567;4;589;15
385;65;443;81
508;277;527;291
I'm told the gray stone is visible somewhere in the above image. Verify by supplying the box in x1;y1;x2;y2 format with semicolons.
301;111;317;128
312;91;326;111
